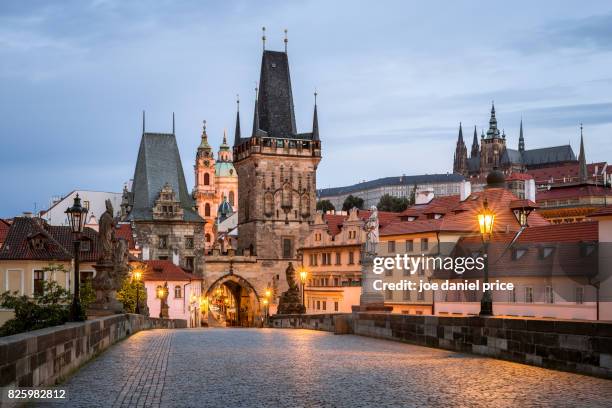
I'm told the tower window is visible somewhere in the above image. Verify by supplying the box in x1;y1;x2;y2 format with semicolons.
282;238;293;259
205;203;211;217
204;173;210;185
229;191;235;206
174;285;182;299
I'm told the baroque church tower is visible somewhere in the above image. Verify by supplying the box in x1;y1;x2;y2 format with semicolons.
233;46;321;260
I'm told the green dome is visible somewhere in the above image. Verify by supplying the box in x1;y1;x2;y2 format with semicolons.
215;162;236;177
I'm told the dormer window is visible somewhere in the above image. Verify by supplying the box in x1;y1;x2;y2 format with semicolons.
31;237;45;250
539;247;554;259
80;240;91;252
512;248;527;260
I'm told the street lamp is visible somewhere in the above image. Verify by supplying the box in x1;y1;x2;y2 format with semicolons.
65;194;88;321
263;298;269;325
299;268;308;310
157;284;167;318
477;197;495;316
132;268;143;314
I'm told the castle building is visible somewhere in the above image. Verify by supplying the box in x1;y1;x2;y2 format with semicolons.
453;103;577;178
193;122;238;250
123;120;205;276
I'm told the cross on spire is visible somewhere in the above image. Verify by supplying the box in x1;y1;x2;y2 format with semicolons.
284;28;288;53
262;26;266;50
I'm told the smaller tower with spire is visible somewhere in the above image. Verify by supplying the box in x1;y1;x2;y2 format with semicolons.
578;124;588;183
453;122;468;175
471;126;479;158
312;90;319;141
518;119;525;153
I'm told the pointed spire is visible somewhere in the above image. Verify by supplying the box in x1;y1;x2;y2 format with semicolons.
172;112;175;135
486;101;500;138
579;123;588;183
471;126;479;158
284;29;288;53
262;26;266;50
518;118;525;152
142;110;146;134
199;120;211;150
312;90;319;141
252;85;260;137
234;94;241;146
458;122;464;142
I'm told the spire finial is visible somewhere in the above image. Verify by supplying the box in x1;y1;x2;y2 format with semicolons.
580;122;583;136
284;28;288;53
203;119;207;133
142;110;145;134
314;89;318;105
262;26;266;50
236;94;240;111
172;112;175;134
223;128;227;144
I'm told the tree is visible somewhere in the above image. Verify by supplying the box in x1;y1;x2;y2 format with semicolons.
117;278;145;314
342;195;364;211
377;194;410;212
316;200;335;213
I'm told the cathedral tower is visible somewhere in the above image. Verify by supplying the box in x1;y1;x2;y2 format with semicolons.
453;123;468;175
233;48;321;259
479;102;507;175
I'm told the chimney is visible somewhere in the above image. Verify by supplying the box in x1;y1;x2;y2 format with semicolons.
415;190;434;205
525;179;536;202
460;180;472;201
22;211;33;218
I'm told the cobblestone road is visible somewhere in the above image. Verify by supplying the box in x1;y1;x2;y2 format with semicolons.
43;328;612;408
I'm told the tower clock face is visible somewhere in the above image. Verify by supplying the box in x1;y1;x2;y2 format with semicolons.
204;160;210;167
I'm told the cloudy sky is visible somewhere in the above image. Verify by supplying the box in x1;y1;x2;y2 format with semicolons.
2;0;612;217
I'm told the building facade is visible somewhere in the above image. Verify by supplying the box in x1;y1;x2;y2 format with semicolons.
193;123;238;250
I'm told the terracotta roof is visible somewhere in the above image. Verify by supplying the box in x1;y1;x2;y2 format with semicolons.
383;188;549;237
509;199;539;209
399;195;461;220
459;221;598;244
116;223;136;250
590;206;612;217
528;162;607;184
142;260;202;282
0;217;101;262
322;210;400;237
0;219;11;245
506;172;534;181
537;184;612;201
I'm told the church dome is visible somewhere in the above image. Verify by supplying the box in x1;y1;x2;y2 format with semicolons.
486;168;506;188
215;162;236;178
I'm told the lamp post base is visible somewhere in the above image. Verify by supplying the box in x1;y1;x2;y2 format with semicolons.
479;291;493;316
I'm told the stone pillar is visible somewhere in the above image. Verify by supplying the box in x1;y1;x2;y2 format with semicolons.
88;263;124;316
353;245;392;312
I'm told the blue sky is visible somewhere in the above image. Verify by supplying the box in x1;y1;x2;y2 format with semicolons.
2;0;612;217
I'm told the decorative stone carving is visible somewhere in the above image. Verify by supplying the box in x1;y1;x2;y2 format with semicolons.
277;262;305;314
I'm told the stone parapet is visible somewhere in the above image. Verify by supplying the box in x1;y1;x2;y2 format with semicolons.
271;313;612;379
0;314;186;398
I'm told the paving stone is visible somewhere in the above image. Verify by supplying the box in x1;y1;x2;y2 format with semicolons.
39;328;612;408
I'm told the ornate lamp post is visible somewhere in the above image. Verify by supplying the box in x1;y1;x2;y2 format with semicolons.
65;194;89;321
299;268;308;310
132;268;143;314
157;284;168;318
477;198;495;316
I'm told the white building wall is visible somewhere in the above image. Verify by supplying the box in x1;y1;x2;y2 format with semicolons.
41;190;122;226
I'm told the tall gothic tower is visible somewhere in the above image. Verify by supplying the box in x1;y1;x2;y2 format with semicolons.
479;102;507;175
233;48;321;259
452;123;468;175
193;121;217;247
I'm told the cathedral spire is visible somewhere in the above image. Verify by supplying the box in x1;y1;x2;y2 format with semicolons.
312;91;319;141
252;86;260;137
458;122;464;142
486;101;500;139
471;126;479;158
518;119;525;152
199;120;211;150
234;94;241;146
579;124;588;183
453;122;468;175
142;110;146;134
172;112;175;135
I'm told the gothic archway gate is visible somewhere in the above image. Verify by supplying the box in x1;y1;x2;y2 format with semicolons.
204;274;264;327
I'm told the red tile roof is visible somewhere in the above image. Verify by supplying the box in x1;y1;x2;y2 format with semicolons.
116;223;136;250
459;220;598;244
528;162;607;184
506;172;534;181
382;188;549;237
322;210;400;237
399;195;461;219
0;217;101;262
0;219;11;246
590;206;612;217
509;199;539;209
142;260;202;282
536;184;612;201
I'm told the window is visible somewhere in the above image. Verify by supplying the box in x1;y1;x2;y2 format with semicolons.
205;203;211;217
158;256;168;260
185;237;194;249
83;200;90;210
204;173;210;185
405;240;414;252
80;240;91;252
385;289;393;301
159;235;168;249
348;252;355;265
417;291;425;301
335;252;341;265
156;285;163;298
525;287;533;303
309;254;318;266
229;191;235;206
402;290;411;301
421;238;429;251
348;230;356;239
322;253;331;265
34;270;44;296
185;257;194;271
80;271;94;282
513;248;527;260
385;267;393;277
316;300;321;310
575;287;584;304
388;241;396;253
282;238;292;259
174;285;182;298
508;287;516;303
322;301;327;311
545;286;554;304
31;237;45;250
205;233;211;243
333;277;340;286
334;301;339;312
418;263;425;276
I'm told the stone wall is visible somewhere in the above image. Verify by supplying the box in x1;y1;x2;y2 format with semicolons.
0;314;186;392
271;313;612;379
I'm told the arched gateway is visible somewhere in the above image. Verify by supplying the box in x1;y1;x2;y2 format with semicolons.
204;273;263;327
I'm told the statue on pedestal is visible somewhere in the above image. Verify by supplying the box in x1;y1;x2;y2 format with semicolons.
89;200;129;315
277;262;306;315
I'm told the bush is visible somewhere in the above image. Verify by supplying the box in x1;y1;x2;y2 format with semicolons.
0;281;71;337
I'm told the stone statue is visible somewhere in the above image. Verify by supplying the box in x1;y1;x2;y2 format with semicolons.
98;199;115;264
277;262;305;315
364;205;379;256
